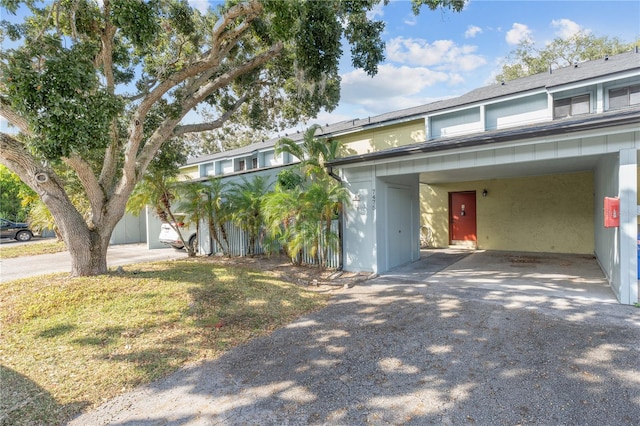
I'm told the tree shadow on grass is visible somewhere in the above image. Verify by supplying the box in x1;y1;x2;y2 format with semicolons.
0;365;89;426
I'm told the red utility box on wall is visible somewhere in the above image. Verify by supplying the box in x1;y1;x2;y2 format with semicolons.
603;197;620;228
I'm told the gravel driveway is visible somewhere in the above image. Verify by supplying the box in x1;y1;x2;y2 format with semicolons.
68;252;640;425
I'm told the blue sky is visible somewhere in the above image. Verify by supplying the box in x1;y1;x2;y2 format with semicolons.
304;0;640;130
2;1;639;135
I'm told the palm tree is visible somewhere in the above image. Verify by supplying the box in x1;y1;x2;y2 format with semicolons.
262;183;304;263
174;181;209;257
27;199;63;241
127;172;194;255
275;124;335;179
314;179;350;267
227;175;271;256
203;177;231;255
270;126;349;267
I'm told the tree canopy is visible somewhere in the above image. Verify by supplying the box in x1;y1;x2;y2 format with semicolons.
0;0;465;275
497;31;639;81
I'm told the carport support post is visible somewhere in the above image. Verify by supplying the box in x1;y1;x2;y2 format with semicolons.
619;149;638;305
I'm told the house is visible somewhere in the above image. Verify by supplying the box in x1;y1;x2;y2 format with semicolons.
326;50;639;305
128;50;639;305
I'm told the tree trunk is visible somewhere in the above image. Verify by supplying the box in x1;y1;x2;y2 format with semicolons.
67;229;111;276
1;133;122;277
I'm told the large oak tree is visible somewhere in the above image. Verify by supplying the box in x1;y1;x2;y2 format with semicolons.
0;0;464;276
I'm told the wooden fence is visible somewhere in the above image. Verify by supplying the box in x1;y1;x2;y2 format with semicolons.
207;220;341;269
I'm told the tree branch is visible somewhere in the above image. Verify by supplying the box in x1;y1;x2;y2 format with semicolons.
173;94;249;136
97;0;121;197
64;153;105;227
0;99;32;135
212;0;263;42
181;2;264;106
124;40;283;204
1;132;91;248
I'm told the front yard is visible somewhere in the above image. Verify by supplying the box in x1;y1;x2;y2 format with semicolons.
0;258;334;425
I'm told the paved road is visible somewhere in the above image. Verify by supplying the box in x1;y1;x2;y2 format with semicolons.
68;252;640;425
0;242;186;283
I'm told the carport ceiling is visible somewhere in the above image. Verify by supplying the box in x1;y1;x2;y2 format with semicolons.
419;155;602;184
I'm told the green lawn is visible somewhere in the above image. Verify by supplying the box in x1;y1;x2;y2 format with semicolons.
0;259;330;425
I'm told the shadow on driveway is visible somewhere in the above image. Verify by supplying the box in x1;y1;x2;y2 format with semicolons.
68;251;640;425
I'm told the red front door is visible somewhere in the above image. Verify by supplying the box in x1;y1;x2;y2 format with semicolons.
449;192;477;245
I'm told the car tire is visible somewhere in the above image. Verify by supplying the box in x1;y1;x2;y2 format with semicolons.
15;230;32;241
188;234;198;253
171;244;184;251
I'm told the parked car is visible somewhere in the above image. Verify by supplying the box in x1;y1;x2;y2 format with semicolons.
0;218;33;241
158;217;197;251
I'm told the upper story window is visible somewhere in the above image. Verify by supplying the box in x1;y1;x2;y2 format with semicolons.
608;85;640;110
237;160;245;171
553;94;590;119
201;163;214;177
252;157;258;169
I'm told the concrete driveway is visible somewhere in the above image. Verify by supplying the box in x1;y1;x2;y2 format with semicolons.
68;250;640;425
380;249;620;304
0;243;187;283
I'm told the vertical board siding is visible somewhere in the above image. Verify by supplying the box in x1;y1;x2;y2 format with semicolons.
208;220;340;268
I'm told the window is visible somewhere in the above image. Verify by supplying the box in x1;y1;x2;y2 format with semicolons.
201;163;214;177
238;160;245;171
553;94;590;118
609;85;640;110
252;158;258;169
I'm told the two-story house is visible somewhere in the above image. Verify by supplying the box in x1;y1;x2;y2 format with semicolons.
327;50;639;305
128;50;638;304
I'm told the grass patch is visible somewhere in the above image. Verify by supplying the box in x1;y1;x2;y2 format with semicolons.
0;240;67;259
0;259;330;425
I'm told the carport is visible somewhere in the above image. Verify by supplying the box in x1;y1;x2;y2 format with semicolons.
331;116;639;305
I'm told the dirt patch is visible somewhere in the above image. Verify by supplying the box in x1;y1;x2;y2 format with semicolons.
198;253;371;291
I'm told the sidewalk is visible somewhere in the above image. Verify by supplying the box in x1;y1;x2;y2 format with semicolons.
0;243;186;283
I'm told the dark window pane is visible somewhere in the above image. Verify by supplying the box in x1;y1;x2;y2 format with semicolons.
571;94;590;115
609;87;628;109
554;98;571;118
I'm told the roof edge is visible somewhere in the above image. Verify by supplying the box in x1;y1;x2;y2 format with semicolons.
328;108;640;167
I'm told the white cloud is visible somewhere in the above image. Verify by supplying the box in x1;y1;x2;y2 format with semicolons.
506;23;532;45
404;15;417;26
367;2;385;20
386;37;486;72
337;64;463;114
465;25;482;39
551;18;586;39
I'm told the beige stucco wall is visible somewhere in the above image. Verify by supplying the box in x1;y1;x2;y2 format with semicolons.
420;172;595;254
340;120;425;156
179;165;199;180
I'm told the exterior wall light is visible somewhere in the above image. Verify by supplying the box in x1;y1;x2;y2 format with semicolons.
482;189;488;197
